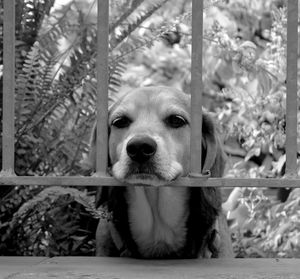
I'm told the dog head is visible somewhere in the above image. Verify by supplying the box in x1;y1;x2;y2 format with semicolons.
88;86;225;185
89;86;229;258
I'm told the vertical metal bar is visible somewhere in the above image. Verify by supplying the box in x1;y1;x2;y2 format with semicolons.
96;0;109;175
190;0;203;175
286;0;298;177
2;0;15;175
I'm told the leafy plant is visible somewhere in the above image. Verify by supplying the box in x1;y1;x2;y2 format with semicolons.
200;0;300;258
1;0;184;256
2;186;99;256
231;188;300;258
0;0;297;258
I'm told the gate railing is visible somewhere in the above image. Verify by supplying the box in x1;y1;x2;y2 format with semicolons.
0;0;299;189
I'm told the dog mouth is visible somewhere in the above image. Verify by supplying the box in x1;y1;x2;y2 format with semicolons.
123;162;174;185
111;159;183;186
126;164;164;179
124;166;181;186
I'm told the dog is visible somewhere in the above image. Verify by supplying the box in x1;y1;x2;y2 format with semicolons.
88;86;233;259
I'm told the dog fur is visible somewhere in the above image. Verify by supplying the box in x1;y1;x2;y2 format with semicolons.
88;86;233;259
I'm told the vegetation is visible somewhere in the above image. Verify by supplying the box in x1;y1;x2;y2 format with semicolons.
1;0;299;258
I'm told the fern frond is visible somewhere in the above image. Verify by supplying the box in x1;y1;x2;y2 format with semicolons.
113;34;158;62
8;186;96;256
38;2;77;48
15;40;62;139
109;58;127;93
109;0;145;33
16;0;56;44
110;0;169;50
15;42;42;124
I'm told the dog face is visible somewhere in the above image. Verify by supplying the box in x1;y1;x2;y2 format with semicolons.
91;86;231;258
87;86;225;184
108;87;191;186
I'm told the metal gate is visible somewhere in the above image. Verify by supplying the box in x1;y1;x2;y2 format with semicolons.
1;0;299;189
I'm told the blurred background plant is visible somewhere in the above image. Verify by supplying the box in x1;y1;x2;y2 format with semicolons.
1;0;299;258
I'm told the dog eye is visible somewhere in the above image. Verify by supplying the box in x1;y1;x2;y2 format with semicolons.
111;116;131;128
165;115;187;128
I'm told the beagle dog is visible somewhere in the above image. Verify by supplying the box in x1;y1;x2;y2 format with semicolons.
88;86;233;259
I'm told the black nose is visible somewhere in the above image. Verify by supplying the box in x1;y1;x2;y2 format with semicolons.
126;136;157;163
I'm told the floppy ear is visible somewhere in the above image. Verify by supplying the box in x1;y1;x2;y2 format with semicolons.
202;113;226;177
186;113;225;254
84;123;112;208
86;89;120;171
87;90;129;209
188;115;225;257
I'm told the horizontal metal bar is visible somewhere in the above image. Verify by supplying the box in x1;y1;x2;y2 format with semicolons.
0;176;300;188
286;0;298;176
2;0;16;174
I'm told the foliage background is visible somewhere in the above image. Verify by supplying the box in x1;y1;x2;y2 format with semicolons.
1;0;299;257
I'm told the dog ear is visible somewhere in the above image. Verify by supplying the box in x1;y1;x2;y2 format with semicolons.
202;113;226;177
87;90;129;209
84;123;112;208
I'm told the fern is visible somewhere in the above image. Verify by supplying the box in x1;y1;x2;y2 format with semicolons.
13;0;178;177
109;0;145;33
109;58;127;93
38;2;81;48
15;42;43;127
16;0;55;44
110;0;169;50
2;0;187;256
6;186;97;256
3;0;184;176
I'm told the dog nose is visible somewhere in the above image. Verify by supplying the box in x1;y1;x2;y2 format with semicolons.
126;136;157;163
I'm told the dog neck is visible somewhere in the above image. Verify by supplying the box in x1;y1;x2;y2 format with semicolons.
126;186;190;258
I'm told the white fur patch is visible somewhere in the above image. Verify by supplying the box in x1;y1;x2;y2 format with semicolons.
127;186;189;258
111;132;188;257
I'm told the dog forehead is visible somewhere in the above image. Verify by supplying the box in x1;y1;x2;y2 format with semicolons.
110;86;190;114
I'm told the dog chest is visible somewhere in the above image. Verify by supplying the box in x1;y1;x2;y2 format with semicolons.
126;186;189;257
